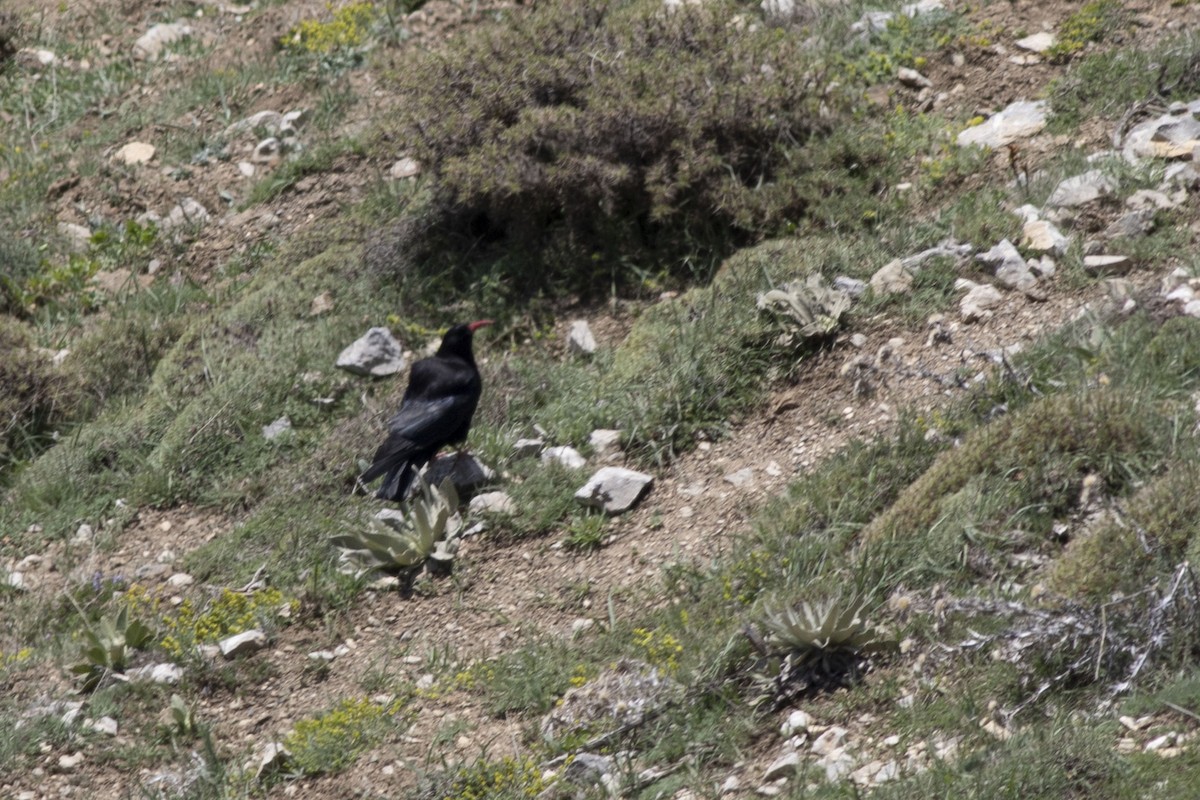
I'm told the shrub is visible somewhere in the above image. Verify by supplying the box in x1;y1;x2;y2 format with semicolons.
391;0;827;294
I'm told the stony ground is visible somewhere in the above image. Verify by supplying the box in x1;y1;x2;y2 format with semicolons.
5;0;1200;798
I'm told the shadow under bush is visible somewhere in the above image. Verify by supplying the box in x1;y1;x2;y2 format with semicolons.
386;0;829;296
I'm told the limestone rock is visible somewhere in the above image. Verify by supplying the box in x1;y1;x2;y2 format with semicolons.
833;276;868;298
162;198;210;232
469;491;515;515
1105;209;1155;239
575;467;654;514
223;110;284;138
782;709;813;737
1046;170;1117;208
336;327;407;377
870;259;912;295
219;630;267;659
542;446;587;470
261;416;292;441
115;141;156;165
568;319;597;355
1015;32;1056;52
763;751;802;781
128;662;184;684
960;284;1004;322
1083;254;1133;276
133;23;193;61
390;157;421;179
811;726;848;756
957;101;1047;149
588;429;623;459
1022;219;1068;255
513;438;545;458
58;222;92;253
897;68;931;89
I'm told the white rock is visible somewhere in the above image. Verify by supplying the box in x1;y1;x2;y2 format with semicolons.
129;662;184;684
163;197;210;232
721;776;741;794
957;101;1047;149
1030;257;1056;278
960;284;1004;322
870;259;912;295
308;650;336;662
850;760;883;785
724;467;755;488
219;629;267;659
977;239;1037;292
1182;300;1200;318
1015;32;1056;52
5;570;27;591
571;618;594;636
897;68;931;89
574;467;654;514
133;23;193;61
1146;733;1176;752
72;523;95;545
568;319;598;355
253;137;281;164
58;752;84;770
782;709;813;737
261;416;292;441
811;726;848;756
513;437;545;458
902;0;944;14
390;157;421;179
254;742;292;779
166;572;194;588
223;110;284;138
90;716;119;736
1126;189;1179;211
1022;219;1068;255
1013;203;1042;223
542;446;587;470
850;10;893;35
115;141;156;165
1046;170;1117;208
833;276;868;298
1083;254;1133;276
336;327;407;376
874;760;900;782
822;749;856;782
469;491;515;515
763;751;802;781
588;429;622;458
57;222;92;253
761;0;797;19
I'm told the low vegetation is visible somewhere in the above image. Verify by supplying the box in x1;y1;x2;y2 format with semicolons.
2;0;1200;796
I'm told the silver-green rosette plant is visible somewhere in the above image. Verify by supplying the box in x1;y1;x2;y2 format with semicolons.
750;594;897;708
332;476;463;578
756;273;851;344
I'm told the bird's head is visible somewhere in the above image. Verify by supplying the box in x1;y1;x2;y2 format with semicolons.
437;319;493;359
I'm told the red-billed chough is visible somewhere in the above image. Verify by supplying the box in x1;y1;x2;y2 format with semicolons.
359;320;492;501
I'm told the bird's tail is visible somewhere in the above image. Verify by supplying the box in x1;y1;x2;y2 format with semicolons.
375;461;417;502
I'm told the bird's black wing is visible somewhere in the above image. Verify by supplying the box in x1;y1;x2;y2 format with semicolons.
384;393;475;449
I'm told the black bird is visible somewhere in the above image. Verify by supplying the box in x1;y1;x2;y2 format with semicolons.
359;320;492;501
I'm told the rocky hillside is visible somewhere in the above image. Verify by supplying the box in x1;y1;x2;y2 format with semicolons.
4;0;1200;798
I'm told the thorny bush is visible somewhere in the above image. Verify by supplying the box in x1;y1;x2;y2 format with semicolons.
389;0;828;295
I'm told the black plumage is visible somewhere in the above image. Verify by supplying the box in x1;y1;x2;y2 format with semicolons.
359;320;491;501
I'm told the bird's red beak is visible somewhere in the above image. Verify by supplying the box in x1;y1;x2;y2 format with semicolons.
468;319;494;332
